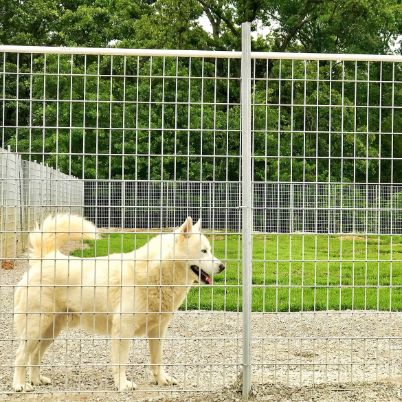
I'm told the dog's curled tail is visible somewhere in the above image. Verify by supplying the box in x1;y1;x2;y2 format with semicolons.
29;214;98;258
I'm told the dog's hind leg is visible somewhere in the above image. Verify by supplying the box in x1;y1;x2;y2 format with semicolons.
29;315;65;386
13;340;39;392
148;322;177;386
13;313;54;392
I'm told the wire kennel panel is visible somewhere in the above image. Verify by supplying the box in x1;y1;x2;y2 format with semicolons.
251;54;402;387
83;180;242;231
0;47;243;398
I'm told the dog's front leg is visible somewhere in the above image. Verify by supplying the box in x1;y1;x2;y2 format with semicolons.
148;324;177;386
111;314;136;392
111;338;136;391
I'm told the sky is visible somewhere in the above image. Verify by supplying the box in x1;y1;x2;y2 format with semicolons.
198;14;275;39
198;13;402;54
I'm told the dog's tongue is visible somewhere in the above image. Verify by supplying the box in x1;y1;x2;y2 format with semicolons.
204;274;212;285
199;269;212;285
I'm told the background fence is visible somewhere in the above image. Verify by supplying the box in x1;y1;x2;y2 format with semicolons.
85;181;402;234
0;35;402;401
0;147;84;258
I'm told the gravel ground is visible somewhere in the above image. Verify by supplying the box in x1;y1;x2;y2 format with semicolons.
1;252;401;401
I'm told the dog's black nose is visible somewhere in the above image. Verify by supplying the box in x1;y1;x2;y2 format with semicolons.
218;264;225;273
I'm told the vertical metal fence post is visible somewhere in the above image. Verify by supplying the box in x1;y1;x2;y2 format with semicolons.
241;21;252;400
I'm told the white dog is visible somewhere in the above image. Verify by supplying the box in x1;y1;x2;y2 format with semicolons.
13;214;224;392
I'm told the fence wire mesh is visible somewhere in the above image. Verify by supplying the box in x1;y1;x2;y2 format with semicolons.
0;38;401;400
250;54;402;388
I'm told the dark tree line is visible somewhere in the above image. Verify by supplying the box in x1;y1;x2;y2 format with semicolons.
1;0;401;183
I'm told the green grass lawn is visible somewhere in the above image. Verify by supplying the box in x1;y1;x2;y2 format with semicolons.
72;233;402;312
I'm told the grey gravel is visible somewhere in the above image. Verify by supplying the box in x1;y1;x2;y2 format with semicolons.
0;252;401;401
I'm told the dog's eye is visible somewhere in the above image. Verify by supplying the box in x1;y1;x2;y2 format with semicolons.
201;249;207;254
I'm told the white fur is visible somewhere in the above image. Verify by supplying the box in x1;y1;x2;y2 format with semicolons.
13;215;224;392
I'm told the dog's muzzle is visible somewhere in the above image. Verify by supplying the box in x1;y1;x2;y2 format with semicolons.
190;264;225;285
190;265;212;285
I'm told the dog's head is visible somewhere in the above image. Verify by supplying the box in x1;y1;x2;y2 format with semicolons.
174;217;225;285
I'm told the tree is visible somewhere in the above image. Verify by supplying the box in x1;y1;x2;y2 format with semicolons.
1;0;401;184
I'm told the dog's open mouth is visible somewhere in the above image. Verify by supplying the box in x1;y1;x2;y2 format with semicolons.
190;265;212;285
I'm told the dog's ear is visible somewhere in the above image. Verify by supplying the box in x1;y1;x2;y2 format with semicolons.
177;216;193;236
193;218;202;232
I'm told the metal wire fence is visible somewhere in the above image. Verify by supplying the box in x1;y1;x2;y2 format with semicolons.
0;147;84;258
0;24;402;400
85;181;402;234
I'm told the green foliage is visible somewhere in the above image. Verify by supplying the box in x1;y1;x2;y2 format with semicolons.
2;1;401;52
1;0;402;182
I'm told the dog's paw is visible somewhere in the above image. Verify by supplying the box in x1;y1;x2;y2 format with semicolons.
156;372;178;386
118;379;137;391
13;382;33;392
39;375;52;385
31;375;51;386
